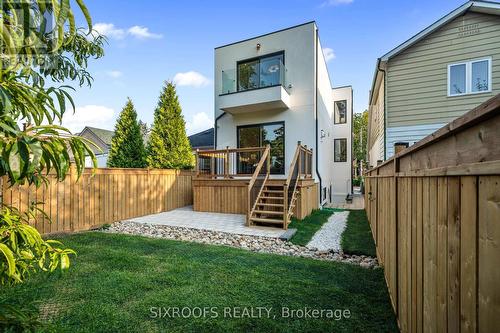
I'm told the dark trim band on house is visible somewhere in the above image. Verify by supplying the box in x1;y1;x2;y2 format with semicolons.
236;51;285;67
215;21;316;50
236;121;285;175
314;26;323;204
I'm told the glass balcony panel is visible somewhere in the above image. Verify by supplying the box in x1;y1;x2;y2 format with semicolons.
222;69;236;94
221;61;288;95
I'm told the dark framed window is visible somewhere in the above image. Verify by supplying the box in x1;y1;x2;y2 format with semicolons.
237;52;284;92
334;138;347;162
237;122;285;174
334;100;347;124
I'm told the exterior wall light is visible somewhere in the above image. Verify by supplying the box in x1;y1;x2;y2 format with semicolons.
256;43;261;51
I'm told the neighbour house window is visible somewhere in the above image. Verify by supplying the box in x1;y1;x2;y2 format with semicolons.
237;52;284;92
448;58;492;96
334;100;347;124
334;138;347;162
237;122;285;174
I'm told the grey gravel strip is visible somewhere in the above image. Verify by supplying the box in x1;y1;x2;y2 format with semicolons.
104;221;378;268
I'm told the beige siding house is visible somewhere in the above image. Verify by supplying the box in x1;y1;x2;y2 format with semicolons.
368;0;500;165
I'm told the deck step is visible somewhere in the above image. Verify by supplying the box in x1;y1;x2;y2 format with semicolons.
256;203;284;207
263;190;283;194
260;196;283;200
254;210;283;215
250;217;284;224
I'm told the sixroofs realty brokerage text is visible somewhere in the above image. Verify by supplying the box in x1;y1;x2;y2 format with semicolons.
150;307;352;320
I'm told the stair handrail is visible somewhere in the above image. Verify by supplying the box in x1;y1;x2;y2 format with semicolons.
247;145;271;225
283;142;304;228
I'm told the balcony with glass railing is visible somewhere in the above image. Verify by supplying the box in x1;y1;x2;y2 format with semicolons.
218;60;291;114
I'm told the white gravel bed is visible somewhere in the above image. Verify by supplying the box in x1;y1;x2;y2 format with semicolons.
105;221;378;269
306;211;349;252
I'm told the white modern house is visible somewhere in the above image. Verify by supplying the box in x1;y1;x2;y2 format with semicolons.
212;21;353;205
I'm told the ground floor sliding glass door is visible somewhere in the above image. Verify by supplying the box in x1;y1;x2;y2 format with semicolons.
237;122;285;175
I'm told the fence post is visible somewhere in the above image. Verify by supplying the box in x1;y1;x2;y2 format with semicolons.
266;144;271;174
195;149;199;177
210;155;215;178
393;156;399;315
225;146;230;178
283;184;288;230
309;148;313;177
297;141;302;177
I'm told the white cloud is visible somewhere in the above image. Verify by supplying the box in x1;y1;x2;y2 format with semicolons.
93;23;125;40
185;112;213;136
173;71;211;87
62;105;115;133
322;47;336;62
127;26;163;39
106;70;123;78
320;0;353;7
94;23;162;40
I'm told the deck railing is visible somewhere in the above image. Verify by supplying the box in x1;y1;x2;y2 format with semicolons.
247;145;270;225
194;147;266;178
284;142;313;227
298;145;313;178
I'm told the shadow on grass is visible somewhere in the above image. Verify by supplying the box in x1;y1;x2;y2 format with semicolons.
0;232;397;333
341;210;377;257
288;209;335;246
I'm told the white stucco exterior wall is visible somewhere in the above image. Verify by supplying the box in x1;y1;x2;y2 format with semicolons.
214;22;352;205
332;86;353;202
214;23;316;179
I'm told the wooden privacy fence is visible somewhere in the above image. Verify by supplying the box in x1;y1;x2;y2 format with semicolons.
365;94;500;333
0;168;193;234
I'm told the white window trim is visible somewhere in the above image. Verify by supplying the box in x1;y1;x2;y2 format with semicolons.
447;57;492;97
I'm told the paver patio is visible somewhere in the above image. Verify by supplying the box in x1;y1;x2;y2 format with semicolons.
124;206;288;238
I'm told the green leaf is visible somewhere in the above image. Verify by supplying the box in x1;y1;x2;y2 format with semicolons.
0;244;16;277
8;143;21;181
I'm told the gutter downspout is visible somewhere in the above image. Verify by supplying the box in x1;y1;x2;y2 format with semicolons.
377;59;387;161
350;87;354;195
314;27;323;206
214;112;226;149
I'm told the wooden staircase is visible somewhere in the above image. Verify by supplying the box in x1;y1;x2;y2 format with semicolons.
246;142;313;229
249;184;291;227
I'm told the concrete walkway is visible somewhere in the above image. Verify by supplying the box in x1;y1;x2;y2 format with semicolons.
327;187;365;210
124;206;288;238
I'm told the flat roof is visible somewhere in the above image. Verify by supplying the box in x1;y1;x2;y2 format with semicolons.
215;21;316;50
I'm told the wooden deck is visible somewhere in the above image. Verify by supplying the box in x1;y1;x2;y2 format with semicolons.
193;143;316;229
192;178;318;220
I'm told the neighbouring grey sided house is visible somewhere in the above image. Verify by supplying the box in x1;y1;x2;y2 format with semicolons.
214;21;353;204
368;0;500;166
188;128;215;151
77;126;115;167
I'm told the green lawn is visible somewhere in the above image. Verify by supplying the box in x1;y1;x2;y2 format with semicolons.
288;209;334;246
1;232;397;332
341;210;377;257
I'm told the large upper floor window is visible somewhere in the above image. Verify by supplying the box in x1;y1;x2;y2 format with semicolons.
448;58;492;96
334;138;347;162
237;52;284;92
334;100;347;124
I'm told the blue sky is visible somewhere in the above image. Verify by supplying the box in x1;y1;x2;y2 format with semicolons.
63;0;471;135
